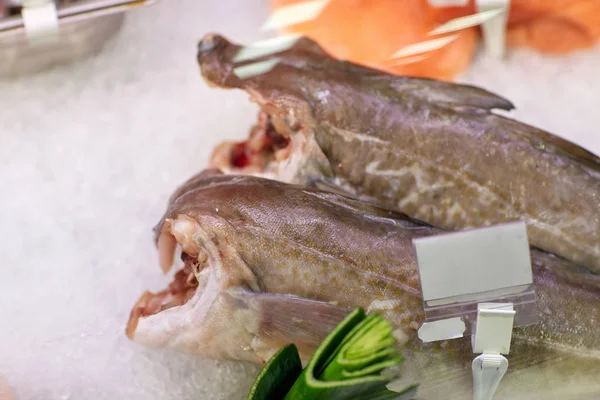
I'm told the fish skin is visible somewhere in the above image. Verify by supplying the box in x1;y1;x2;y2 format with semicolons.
128;173;600;399
197;33;600;275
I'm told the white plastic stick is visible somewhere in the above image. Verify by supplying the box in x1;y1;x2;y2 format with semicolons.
476;0;510;58
390;35;459;59
233;58;280;80
261;0;329;31
233;34;301;63
472;354;509;400
428;9;505;36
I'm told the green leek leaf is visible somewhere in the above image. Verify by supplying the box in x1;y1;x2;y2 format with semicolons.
247;308;417;400
246;343;303;400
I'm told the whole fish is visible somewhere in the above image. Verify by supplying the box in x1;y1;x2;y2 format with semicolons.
127;172;600;400
198;33;600;275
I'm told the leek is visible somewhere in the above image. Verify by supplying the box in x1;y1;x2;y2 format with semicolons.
247;308;417;400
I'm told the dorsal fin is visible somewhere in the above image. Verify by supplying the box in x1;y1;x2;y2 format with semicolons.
485;115;600;174
385;76;514;111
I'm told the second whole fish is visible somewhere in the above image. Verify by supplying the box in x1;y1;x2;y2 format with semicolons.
127;172;600;400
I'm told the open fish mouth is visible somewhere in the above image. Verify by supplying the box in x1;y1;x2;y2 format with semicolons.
126;217;220;353
209;107;326;185
210;110;292;175
125;261;202;340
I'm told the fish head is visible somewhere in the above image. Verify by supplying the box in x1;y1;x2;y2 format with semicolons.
126;172;429;362
197;33;372;185
126;173;267;361
196;32;346;92
126;173;368;362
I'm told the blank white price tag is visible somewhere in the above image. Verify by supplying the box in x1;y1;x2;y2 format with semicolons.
414;222;532;305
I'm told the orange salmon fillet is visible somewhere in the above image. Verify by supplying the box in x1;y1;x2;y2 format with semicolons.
508;0;600;53
270;0;478;81
270;0;600;80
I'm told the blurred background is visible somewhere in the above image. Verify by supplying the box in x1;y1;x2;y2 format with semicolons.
1;0;599;399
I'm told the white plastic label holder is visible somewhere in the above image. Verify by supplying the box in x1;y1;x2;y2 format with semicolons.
413;222;537;400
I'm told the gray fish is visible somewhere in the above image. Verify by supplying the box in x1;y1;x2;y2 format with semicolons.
127;172;600;400
198;33;600;275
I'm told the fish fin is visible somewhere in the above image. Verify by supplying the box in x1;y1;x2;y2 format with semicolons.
531;248;600;285
308;178;437;229
286;37;514;112
308;177;401;218
288;36;333;58
167;168;225;204
309;178;360;198
252;33;513;113
383;76;514;111
230;290;350;361
499;117;600;172
389;75;600;170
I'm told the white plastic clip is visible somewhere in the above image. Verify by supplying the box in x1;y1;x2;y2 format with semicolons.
471;303;515;400
475;0;510;58
21;0;59;46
